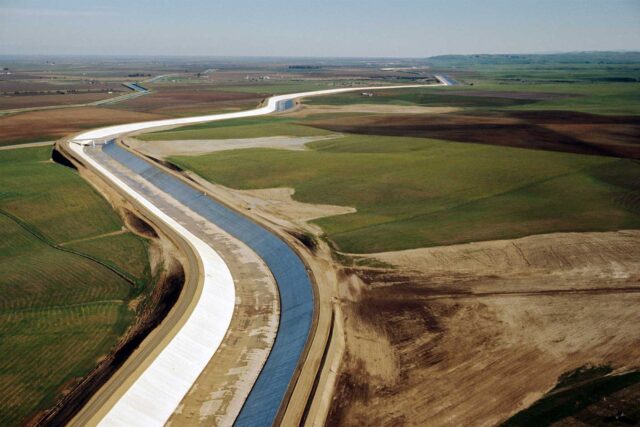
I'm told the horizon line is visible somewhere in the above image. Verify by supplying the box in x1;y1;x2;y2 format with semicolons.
1;49;639;61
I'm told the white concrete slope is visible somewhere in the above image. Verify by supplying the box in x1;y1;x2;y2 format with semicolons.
69;142;236;427
69;82;445;426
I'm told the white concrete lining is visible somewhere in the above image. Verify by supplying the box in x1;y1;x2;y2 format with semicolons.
70;143;235;427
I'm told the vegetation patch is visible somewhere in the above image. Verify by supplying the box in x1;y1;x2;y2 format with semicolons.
139;116;330;141
307;80;640;116
504;367;640;426
170;135;640;253
305;87;543;109
0;147;151;424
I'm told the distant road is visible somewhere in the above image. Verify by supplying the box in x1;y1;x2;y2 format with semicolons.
67;80;447;426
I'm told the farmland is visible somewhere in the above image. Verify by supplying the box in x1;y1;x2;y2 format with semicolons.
144;55;640;425
151;59;640;253
0;56;437;145
170;133;640;253
306;81;640;115
0;77;125;111
306;110;640;159
140;116;331;141
111;84;264;116
0;107;166;147
2;52;640;426
0;146;150;424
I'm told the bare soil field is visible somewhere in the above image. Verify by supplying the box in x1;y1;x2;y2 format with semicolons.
113;86;264;115
327;230;640;426
0;107;166;145
126;134;341;158
307;111;640;159
185;177;356;227
0;92;120;110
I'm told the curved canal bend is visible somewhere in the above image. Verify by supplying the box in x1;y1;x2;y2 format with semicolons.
69;83;445;426
99;140;313;426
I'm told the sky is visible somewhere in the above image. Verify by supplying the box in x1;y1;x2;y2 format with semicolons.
1;0;639;57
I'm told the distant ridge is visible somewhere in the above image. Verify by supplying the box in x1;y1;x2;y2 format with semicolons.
426;51;640;65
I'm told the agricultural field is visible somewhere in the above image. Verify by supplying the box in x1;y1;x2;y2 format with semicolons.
170;133;640;253
0;66;133;113
141;54;640;425
2;52;639;425
110;84;264;116
0;92;123;110
0;107;167;147
0;146;150;424
0;57;414;145
306;80;640;115
156;61;640;253
140;116;332;141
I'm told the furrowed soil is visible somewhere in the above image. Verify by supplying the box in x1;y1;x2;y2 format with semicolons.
0;107;166;146
305;110;640;159
327;230;640;426
112;86;264;116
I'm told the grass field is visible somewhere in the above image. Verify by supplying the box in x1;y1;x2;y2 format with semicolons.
0;147;149;424
170;134;640;253
305;86;545;109
139;116;331;141
306;82;640;115
66;232;150;282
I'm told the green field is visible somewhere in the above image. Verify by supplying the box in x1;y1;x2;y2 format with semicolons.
0;147;150;424
146;59;640;253
305;86;542;109
139;116;331;141
170;134;640;253
66;232;151;281
305;82;640;115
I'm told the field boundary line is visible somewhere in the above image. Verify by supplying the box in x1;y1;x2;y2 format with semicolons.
0;208;139;286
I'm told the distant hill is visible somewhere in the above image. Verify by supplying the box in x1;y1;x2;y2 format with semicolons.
426;51;640;66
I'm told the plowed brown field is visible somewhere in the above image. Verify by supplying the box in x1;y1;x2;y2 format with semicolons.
307;111;640;159
0;107;166;145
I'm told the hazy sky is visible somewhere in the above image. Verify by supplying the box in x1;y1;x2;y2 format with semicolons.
1;0;639;57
